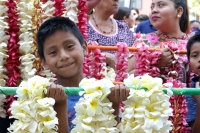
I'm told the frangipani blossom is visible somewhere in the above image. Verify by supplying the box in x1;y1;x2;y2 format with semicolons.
9;76;58;133
72;78;119;133
0;0;9;118
41;1;55;21
64;0;79;23
101;66;116;81
80;78;114;100
119;74;173;133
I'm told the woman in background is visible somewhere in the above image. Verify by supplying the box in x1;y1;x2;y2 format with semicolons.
87;0;135;69
113;7;135;29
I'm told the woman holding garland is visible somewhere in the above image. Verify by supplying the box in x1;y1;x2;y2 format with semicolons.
128;0;192;132
87;0;135;69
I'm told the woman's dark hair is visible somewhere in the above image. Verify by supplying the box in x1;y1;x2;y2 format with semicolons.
186;34;200;61
171;0;189;33
114;7;132;20
131;8;139;15
136;15;149;22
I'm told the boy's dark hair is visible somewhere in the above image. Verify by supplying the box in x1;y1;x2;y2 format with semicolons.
135;15;149;22
37;17;84;59
113;7;132;20
186;34;200;61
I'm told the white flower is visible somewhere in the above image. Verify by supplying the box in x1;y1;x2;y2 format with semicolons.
72;78;119;132
64;0;79;23
41;1;55;21
16;76;50;101
0;1;9;119
119;74;173;133
80;78;114;100
9;76;58;133
101;66;116;81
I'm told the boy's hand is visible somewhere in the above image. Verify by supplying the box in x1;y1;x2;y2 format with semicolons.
193;82;200;103
46;84;67;104
108;84;130;104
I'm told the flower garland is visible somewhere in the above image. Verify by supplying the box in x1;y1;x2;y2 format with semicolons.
5;0;20;116
101;66;116;81
0;1;9;118
0;1;9;87
6;0;20;87
71;78;119;133
83;42;106;80
32;0;43;75
167;80;192;133
115;42;129;82
8;76;58;133
37;0;56;82
134;42;161;77
64;0;79;23
41;0;55;22
77;0;88;39
133;33;191;132
118;74;173;133
17;0;37;81
52;0;65;16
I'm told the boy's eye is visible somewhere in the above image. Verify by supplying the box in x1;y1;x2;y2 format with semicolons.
67;44;74;49
49;51;57;55
192;54;197;58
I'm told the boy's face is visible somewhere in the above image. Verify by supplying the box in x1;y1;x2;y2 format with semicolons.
41;30;87;79
189;42;200;75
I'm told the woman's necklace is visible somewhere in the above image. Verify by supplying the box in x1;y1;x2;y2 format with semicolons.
92;14;114;34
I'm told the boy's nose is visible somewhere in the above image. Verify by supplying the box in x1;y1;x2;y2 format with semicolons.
60;50;70;61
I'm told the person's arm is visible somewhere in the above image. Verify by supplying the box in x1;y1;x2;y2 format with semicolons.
128;55;136;73
46;84;68;133
54;101;69;133
108;84;130;123
112;103;120;123
86;0;101;14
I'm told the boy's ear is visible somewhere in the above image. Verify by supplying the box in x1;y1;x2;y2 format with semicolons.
41;59;49;70
82;41;88;56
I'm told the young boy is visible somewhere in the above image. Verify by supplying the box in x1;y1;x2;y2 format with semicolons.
36;17;130;132
186;33;200;133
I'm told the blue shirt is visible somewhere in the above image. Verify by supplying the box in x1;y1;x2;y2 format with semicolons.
186;76;199;123
135;19;157;34
67;95;81;131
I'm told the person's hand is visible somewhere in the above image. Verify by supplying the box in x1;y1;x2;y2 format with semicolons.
156;47;173;68
46;84;67;104
108;84;130;104
86;0;101;14
104;53;116;69
193;82;200;103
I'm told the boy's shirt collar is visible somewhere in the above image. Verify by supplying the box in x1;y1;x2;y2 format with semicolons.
191;76;200;87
